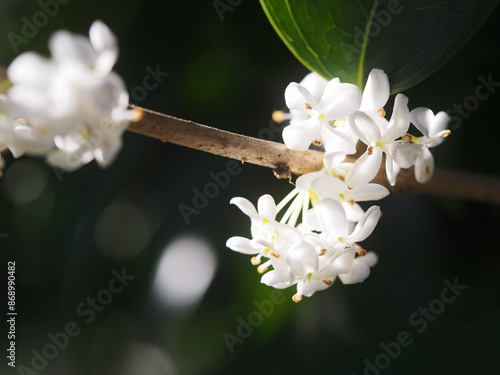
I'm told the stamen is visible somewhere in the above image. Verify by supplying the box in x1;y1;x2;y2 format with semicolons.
322;280;332;286
272;110;291;123
292;294;303;303
319;249;327;256
257;265;268;274
367;146;374;155
402;133;412;143
271;252;280;258
347;199;355;206
424;166;431;175
257;260;272;274
305;103;313;110
16;118;27;125
251;256;261;265
377;108;386;117
313;139;322;146
0;170;3;178
131;108;144;122
358;249;367;256
441;130;451;137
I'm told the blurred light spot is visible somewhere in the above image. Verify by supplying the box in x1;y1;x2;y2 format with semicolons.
153;236;217;308
112;342;179;375
94;204;150;259
2;160;46;205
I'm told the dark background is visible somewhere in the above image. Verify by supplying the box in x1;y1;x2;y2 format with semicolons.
0;1;499;374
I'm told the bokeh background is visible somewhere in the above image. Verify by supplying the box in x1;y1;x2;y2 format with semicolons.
1;1;499;374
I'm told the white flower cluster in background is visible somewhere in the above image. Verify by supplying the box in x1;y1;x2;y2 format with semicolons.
227;69;451;302
0;21;133;172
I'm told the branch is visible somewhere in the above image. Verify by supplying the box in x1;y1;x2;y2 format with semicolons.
128;106;500;205
1;64;499;204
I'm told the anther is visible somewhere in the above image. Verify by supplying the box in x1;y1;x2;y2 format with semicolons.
272;110;289;123
257;265;268;274
322;280;332;286
305;103;313;110
251;257;261;265
319;249;327;256
377;108;386;117
292;294;303;303
358;249;367;256
313;139;322;146
402;133;412;143
367;146;374;155
271;253;280;258
131;108;144;122
441;130;451;137
347;199;355;206
424;166;431;175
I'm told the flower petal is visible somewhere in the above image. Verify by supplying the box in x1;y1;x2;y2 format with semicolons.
385;94;410;141
230;197;258;219
344;147;383;187
226;236;258;255
257;194;277;219
339;262;371;284
345;205;381;243
360;69;390;112
299;72;329;103
284;82;317;112
282;120;319;151
287;241;319;276
348;111;382;145
311;175;347;199
316;198;348;238
320;82;362;120
414;147;434;183
330;251;355;274
349;183;389;201
409;107;433;139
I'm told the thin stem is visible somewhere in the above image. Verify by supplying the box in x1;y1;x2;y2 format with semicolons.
128;106;500;204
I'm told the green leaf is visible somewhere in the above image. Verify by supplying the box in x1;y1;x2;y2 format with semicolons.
260;0;499;92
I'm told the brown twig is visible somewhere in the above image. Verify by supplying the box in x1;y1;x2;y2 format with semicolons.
128;106;500;204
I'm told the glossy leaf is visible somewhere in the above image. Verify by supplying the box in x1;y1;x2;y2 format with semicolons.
260;0;499;92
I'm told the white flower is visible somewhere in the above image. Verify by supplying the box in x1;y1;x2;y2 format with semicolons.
286;240;337;299
309;175;389;221
338;250;378;285
392;108;450;183
410;107;450;147
282;77;361;153
345;93;410;187
2;20;131;170
306;198;381;253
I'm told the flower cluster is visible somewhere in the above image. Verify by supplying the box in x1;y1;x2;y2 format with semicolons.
227;69;450;302
0;21;133;172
